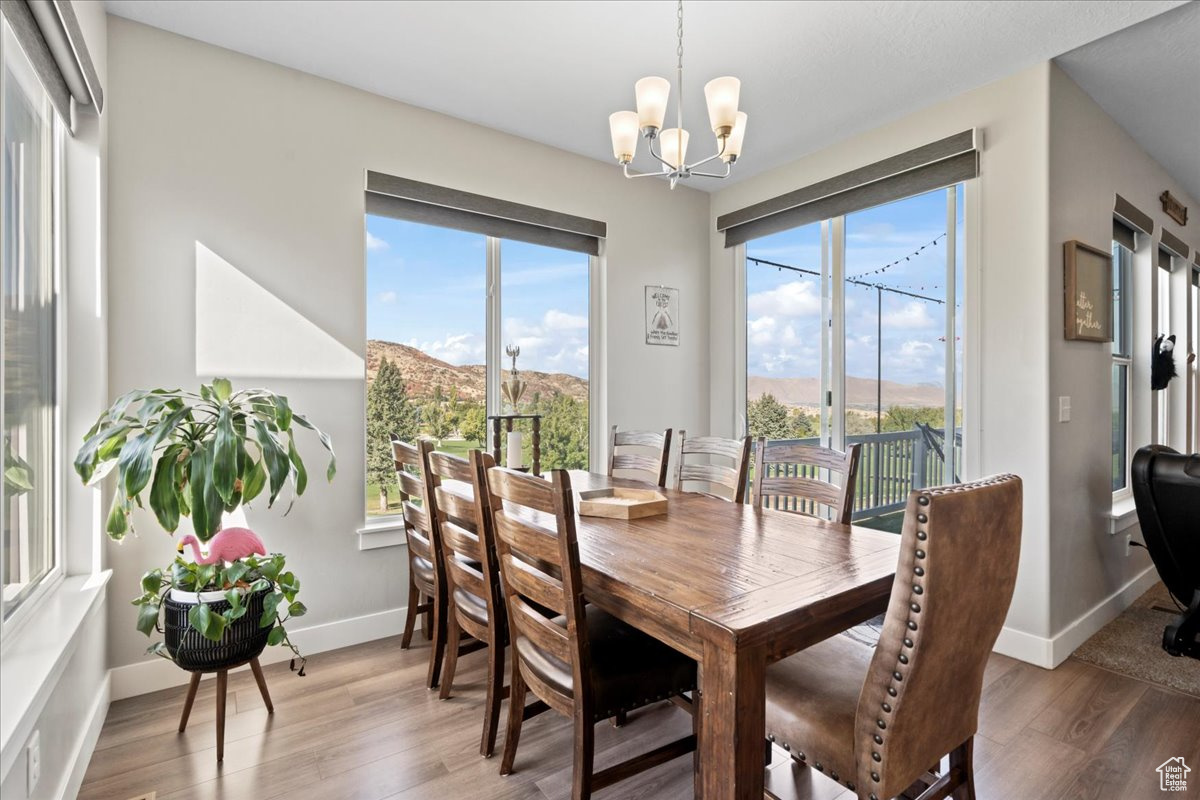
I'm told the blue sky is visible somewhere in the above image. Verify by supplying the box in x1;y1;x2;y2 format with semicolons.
747;186;965;388
366;216;590;377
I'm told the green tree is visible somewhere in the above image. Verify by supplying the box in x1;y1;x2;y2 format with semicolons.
423;399;452;443
366;358;418;512
748;393;791;439
459;404;488;444
539;393;588;470
881;405;946;433
788;409;818;439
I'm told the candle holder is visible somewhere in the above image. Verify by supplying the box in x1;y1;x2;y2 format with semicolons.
487;413;542;476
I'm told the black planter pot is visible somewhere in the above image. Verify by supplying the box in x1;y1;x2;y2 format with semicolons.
164;587;272;672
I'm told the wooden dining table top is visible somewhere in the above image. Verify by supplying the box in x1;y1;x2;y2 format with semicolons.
565;470;901;661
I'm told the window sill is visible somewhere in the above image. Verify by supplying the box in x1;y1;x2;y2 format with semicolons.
357;518;407;551
0;570;111;780
1107;496;1140;535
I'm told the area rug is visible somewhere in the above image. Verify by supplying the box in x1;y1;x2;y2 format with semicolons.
1071;582;1199;698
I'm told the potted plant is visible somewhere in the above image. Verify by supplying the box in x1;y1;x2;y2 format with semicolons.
75;378;335;674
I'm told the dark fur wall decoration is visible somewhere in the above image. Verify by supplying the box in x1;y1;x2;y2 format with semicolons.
1151;334;1177;390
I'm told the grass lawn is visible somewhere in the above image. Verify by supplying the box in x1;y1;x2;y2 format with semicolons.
366;439;481;516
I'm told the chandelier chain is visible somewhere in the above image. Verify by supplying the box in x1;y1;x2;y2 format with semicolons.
676;0;683;71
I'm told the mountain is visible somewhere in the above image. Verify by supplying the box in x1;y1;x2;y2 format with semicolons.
367;339;588;403
748;374;945;410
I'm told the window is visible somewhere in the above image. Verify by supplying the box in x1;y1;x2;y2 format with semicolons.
1111;240;1132;494
364;218;591;518
1191;267;1199;452
745;185;963;532
2;19;61;622
1155;248;1172;445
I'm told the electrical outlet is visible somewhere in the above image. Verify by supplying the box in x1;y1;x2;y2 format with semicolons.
1125;534;1132;557
26;730;40;796
1058;396;1071;422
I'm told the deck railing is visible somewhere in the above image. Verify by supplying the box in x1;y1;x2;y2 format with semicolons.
758;427;963;521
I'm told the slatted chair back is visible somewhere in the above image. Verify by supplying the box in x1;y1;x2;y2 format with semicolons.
676;431;752;503
608;425;672;487
854;475;1022;799
430;450;500;640
393;438;437;564
486;467;589;717
752;438;862;524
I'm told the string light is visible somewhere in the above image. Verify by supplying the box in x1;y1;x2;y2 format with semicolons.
846;232;947;280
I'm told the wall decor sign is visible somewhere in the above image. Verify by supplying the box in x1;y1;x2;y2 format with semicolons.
1160;190;1188;226
1063;240;1112;342
645;285;679;346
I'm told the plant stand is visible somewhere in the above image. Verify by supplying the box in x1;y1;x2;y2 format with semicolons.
178;657;274;762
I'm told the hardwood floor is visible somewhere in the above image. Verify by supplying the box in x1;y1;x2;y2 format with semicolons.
80;635;1200;800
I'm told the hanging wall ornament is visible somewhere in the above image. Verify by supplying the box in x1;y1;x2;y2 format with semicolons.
1150;334;1177;390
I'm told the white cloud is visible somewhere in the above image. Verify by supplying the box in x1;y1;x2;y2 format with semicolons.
747;280;821;318
898;339;935;359
543;309;587;331
377;290;397;304
418;332;486;365
882;301;937;329
365;231;389;252
502;309;590;377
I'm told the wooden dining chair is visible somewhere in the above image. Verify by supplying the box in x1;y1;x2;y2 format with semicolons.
486;466;698;799
608;425;672;487
764;474;1022;800
676;431;753;502
430;449;507;757
753;438;863;524
394;437;451;689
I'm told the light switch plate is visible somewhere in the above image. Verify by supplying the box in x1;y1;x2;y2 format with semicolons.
26;730;40;796
1058;396;1071;422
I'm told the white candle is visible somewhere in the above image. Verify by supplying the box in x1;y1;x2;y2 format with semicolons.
507;430;524;469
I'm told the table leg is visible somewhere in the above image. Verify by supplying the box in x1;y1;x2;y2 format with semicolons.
699;639;766;800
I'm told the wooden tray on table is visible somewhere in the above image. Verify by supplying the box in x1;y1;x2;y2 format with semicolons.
577;488;668;520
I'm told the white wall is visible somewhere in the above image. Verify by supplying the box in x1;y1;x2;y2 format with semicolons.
1046;64;1197;638
708;64;1056;649
104;16;711;676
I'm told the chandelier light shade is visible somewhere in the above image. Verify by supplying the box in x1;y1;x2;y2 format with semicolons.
635;76;670;132
607;0;746;189
609;111;640;163
703;77;740;135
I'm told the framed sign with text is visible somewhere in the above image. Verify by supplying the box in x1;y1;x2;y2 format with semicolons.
645;285;679;346
1064;240;1112;342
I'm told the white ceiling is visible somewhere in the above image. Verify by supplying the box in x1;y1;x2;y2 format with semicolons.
1056;1;1200;203
105;0;1187;190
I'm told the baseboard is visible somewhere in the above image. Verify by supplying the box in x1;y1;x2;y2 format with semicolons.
59;672;110;800
109;605;407;701
993;566;1159;669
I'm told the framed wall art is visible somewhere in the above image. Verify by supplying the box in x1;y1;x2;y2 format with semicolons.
1064;240;1112;342
645;285;679;346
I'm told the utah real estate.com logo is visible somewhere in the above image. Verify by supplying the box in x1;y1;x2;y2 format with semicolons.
1158;757;1190;792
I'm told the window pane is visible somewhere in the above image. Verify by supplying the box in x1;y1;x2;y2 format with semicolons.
3;24;56;619
1112;362;1128;491
844;187;959;531
500;239;589;470
745;222;823;441
1111;243;1130;358
364;217;486;516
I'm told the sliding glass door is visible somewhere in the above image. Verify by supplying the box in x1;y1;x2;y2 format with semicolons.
745;185;964;531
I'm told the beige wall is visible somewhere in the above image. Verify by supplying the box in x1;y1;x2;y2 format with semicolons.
708;64;1056;648
1046;63;1197;636
104;16;711;676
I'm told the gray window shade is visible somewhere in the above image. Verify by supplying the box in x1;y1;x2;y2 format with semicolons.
1160;228;1189;260
1114;194;1154;236
1;0;103;133
717;130;978;247
1158;248;1173;270
365;171;605;256
1113;220;1137;251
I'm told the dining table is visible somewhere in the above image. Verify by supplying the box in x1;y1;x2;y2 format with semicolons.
565;470;902;800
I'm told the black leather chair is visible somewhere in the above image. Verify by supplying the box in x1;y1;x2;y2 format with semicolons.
1130;445;1200;659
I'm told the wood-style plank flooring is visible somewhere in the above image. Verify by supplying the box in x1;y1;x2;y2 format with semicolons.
79;633;1200;800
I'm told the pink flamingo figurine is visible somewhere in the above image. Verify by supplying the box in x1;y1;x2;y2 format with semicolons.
177;527;268;565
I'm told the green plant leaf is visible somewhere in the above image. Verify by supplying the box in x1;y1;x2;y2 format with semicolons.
267;625;286;647
224;561;249;586
212;378;233;403
260;591;283;628
253;418;290;506
74;420;134;483
119;406;193;499
106;490;129;540
287;431;308;497
146;641;169;658
188;447;224;542
141;569;164;595
292;414;336;481
273;394;293;432
188;603;211;638
287;601;307;618
136;602;160;636
212;404;239;505
149;444;182;532
241;453;266;505
205;612;227;642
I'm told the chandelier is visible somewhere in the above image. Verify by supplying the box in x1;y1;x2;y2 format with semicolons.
608;0;746;189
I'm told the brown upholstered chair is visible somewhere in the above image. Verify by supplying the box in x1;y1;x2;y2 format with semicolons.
753;438;862;524
608;425;672;487
430;449;508;756
486;466;698;799
764;474;1022;800
394;438;451;689
676;431;753;502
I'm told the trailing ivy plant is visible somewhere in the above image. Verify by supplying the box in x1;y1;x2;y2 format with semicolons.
136;552;308;673
74;379;335;542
